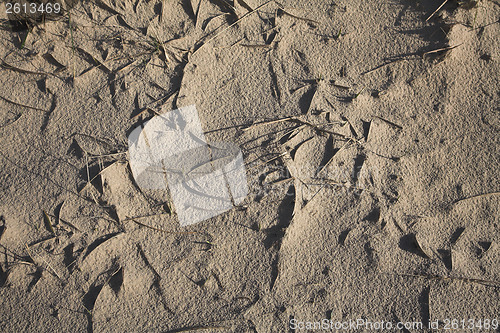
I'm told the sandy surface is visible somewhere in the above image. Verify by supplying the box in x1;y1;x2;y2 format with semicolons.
0;0;499;332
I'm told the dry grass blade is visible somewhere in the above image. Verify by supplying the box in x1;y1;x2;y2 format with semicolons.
353;87;365;99
426;0;449;21
400;273;500;288
243;116;295;130
0;244;35;266
276;124;306;143
122;213;172;222
265;177;294;187
24;243;63;281
194;0;276;55
279;8;319;25
75;47;111;76
245;116;349;139
295;119;350;139
42;210;55;235
423;44;462;58
164;325;229;333
129;219;199;235
29;236;57;247
232;24;279;49
40;255;63;281
134;89;179;117
374;116;403;130
316;140;351;176
309;178;365;191
59;219;81;232
0;95;49;113
87;151;127;159
85;152;91;187
248;151;287;170
240;43;273;48
23;243;36;264
68;132;114;148
453;191;500;204
0;59;53;76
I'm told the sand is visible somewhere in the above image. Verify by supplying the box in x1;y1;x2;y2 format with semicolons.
0;0;498;332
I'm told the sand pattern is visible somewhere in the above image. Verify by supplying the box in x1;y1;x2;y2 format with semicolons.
0;0;498;332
